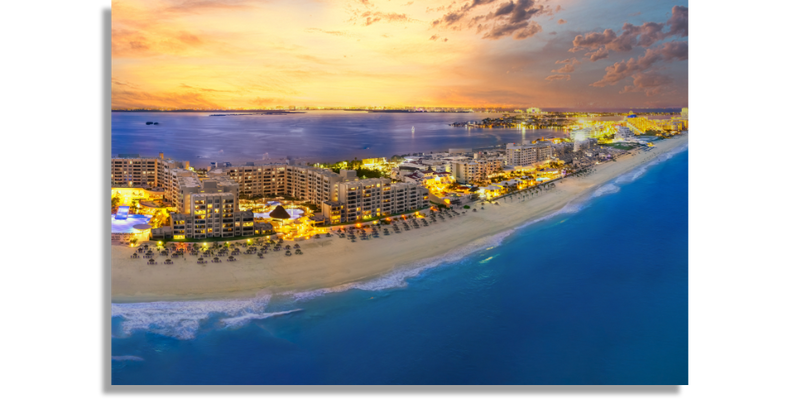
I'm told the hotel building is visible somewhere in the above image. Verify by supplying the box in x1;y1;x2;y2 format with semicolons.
209;164;347;206
571;128;591;152
111;153;186;189
505;141;553;166
614;126;636;142
151;174;255;240
323;178;429;224
451;159;505;185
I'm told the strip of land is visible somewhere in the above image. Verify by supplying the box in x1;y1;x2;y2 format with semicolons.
111;135;688;303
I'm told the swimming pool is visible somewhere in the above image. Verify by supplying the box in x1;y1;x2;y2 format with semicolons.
111;214;152;233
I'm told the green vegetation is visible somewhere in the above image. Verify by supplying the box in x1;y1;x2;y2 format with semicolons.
356;168;385;179
610;144;636;150
463;205;470;209
329;164;387;179
111;195;120;211
643;129;659;136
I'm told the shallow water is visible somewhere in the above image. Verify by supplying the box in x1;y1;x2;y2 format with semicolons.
111;146;688;385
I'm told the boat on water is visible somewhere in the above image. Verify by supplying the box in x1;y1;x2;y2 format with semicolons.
412;126;415;133
145;121;153;125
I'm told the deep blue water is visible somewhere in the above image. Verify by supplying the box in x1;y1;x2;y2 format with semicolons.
112;111;568;166
111;146;688;385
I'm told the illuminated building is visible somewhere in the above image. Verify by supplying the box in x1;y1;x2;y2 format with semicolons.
111;152;186;189
361;157;387;166
681;107;688;120
328;178;429;224
506;141;553;166
452;159;504;184
614;126;636;142
626;115;688;134
571;128;591;152
209;164;342;205
151;176;254;240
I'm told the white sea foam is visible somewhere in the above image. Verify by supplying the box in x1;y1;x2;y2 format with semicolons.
111;355;144;362
511;198;587;233
111;293;274;340
615;143;688;185
592;183;621;198
288;229;515;302
110;143;688;339
219;309;303;329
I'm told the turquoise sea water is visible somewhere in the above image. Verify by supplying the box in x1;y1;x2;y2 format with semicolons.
111;145;688;385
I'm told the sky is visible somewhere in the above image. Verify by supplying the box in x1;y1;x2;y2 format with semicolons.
111;0;688;109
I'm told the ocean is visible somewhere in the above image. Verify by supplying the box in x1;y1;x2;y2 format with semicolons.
110;144;689;385
112;111;566;166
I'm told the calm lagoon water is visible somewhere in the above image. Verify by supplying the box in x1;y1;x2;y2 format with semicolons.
111;145;688;385
112;111;567;166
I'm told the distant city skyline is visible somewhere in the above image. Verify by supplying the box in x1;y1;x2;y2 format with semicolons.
112;0;688;110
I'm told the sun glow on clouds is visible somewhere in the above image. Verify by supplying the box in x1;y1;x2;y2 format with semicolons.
111;0;688;109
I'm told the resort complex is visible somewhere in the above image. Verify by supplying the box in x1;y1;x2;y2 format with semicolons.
111;110;688;247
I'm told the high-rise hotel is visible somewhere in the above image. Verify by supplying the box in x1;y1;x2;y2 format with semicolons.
150;174;255;240
323;178;429;224
111;152;186;189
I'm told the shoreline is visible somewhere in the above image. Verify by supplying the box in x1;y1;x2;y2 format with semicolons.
111;135;688;303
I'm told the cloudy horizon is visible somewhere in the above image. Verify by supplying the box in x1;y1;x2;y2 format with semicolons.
112;0;688;109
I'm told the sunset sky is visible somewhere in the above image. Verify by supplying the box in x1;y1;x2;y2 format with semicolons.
111;0;688;109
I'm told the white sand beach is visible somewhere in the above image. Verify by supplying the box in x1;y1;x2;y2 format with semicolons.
111;135;688;302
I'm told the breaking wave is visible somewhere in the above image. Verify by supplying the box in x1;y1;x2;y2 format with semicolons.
220;309;303;329
288;229;516;302
615;143;688;185
111;293;282;340
110;143;688;340
592;183;621;198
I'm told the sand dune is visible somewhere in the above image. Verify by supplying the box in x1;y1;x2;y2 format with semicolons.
111;135;688;303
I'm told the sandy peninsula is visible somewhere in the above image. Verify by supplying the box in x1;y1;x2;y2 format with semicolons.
111;135;688;303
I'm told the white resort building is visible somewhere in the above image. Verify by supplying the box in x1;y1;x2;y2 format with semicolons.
111;153;187;189
323;178;429;224
151;175;255;240
505;141;553;166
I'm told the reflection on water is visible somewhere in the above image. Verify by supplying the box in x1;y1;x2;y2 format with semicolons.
112;111;566;166
111;215;152;233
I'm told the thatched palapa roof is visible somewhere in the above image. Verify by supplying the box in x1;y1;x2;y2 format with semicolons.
269;205;292;220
